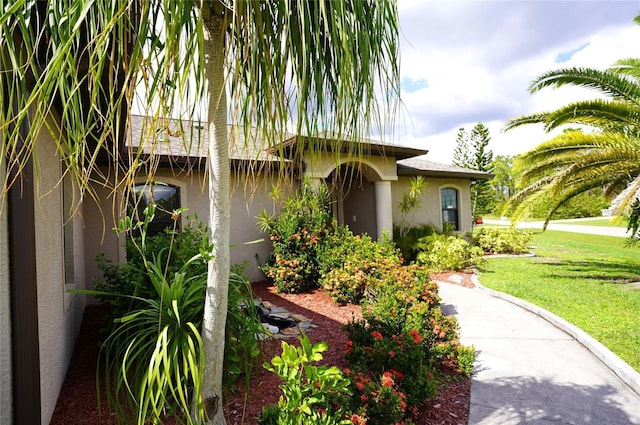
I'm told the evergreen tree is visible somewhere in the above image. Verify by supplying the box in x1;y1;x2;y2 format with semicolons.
452;127;472;168
452;123;494;217
470;123;494;215
490;155;516;214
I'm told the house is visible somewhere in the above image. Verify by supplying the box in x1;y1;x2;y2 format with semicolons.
99;115;492;283
0;112;490;424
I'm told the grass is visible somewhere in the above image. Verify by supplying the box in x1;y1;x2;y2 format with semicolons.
476;230;640;372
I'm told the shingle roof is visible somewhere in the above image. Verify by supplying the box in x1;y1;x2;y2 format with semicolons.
397;157;493;180
128;115;288;162
272;133;429;160
128;115;490;180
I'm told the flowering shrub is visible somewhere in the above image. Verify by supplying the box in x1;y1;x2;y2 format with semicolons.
319;230;401;304
472;227;532;254
343;322;437;407
259;181;335;293
346;370;411;425
341;261;474;422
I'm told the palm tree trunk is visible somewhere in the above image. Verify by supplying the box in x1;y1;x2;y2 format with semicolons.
201;11;228;425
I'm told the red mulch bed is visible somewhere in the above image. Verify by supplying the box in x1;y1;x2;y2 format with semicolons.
51;273;473;425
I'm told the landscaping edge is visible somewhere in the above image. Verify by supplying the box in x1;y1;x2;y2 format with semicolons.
471;272;640;397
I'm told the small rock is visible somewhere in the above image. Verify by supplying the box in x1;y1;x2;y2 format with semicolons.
448;275;464;284
291;313;310;322
262;323;279;334
280;327;300;336
298;321;312;331
262;301;275;309
269;306;290;314
270;312;292;320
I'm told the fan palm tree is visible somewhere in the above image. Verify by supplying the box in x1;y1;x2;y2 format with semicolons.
504;18;640;237
0;1;400;424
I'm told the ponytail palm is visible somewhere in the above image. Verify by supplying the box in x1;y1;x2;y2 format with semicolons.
504;20;640;234
1;1;400;424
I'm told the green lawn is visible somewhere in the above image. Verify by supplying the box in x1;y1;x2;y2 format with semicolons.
476;230;640;371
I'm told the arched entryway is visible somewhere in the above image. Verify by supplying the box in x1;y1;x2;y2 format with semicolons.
327;163;379;239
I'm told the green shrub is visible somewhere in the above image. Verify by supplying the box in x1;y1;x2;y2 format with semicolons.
343;263;467;413
259;334;352;425
91;210;263;421
529;189;609;220
318;229;401;304
260;180;335;293
415;234;484;272
94;215;211;320
347;370;412;425
393;223;438;264
473;227;532;254
224;263;265;394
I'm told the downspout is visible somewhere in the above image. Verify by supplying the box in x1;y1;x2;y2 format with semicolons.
8;129;41;425
0;158;12;424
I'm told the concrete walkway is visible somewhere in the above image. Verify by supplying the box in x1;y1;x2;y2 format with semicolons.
438;281;640;424
483;217;632;238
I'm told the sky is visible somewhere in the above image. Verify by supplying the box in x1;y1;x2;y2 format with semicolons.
395;0;640;164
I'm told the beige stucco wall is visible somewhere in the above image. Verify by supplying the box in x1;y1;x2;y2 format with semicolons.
84;167;286;287
391;176;474;234
0;159;12;425
33;128;87;424
303;151;398;181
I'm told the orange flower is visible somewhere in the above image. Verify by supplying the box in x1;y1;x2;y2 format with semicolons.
409;329;423;344
381;372;395;388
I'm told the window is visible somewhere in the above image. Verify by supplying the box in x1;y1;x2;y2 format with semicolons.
131;182;181;236
441;188;459;231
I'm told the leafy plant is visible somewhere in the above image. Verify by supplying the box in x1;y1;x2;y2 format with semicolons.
472;227;532;254
84;207;264;423
318;229;401;304
259;180;335;293
94;215;211;322
259;333;352;425
224;262;264;394
415;234;484;272
392;223;438;264
98;253;209;424
396;176;427;238
346;370;412;425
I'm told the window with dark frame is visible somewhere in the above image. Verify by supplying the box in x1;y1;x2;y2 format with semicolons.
131;182;181;236
441;188;459;231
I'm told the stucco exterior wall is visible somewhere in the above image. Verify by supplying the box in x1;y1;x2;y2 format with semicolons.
303;151;398;181
83;175;125;297
391;176;474;233
0;159;12;425
147;169;282;282
85;168;285;286
33;129;86;424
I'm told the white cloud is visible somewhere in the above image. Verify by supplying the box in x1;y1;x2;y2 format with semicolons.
396;0;640;164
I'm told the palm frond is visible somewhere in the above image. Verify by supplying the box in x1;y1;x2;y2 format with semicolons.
529;67;640;104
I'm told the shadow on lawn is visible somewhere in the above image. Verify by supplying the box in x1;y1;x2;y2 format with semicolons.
532;258;640;284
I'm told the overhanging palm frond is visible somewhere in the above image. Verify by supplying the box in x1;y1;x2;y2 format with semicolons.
542;99;640;131
529;67;640;104
226;0;400;151
504;113;550;131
